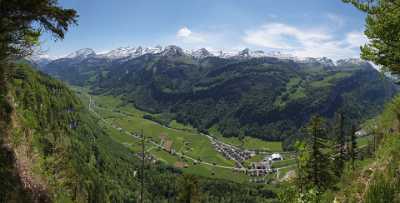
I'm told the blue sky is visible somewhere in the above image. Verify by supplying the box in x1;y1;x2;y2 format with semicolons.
40;0;367;60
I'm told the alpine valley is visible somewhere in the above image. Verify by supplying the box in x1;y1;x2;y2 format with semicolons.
5;1;400;202
33;45;398;149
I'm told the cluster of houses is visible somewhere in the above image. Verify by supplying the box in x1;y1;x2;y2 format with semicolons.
212;141;255;163
211;139;284;177
247;153;283;177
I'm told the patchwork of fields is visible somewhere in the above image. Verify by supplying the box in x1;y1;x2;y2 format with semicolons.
73;87;301;183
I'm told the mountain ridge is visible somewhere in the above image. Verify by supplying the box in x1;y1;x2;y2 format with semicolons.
36;48;398;149
31;45;371;67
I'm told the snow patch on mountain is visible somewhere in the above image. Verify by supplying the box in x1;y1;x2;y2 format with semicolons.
66;48;96;60
55;45;367;67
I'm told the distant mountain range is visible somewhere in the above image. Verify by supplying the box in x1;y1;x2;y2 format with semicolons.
32;45;398;149
31;45;361;65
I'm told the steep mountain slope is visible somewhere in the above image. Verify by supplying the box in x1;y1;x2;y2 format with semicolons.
333;96;400;202
2;62;142;201
0;62;277;202
39;46;398;148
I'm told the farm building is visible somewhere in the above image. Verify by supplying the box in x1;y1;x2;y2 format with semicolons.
267;153;283;161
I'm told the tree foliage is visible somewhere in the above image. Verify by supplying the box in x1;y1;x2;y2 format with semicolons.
283;116;338;202
343;0;400;75
304;117;336;193
349;125;358;170
0;0;77;60
333;113;347;176
177;174;201;203
0;1;77;201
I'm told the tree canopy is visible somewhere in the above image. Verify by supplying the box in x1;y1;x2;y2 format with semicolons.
343;0;400;75
0;0;78;61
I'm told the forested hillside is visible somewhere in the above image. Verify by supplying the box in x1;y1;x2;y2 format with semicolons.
2;62;143;201
276;1;400;202
40;50;397;148
1;62;277;202
334;95;400;202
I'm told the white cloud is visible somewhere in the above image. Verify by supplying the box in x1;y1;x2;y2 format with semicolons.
243;23;331;50
176;26;206;44
172;23;369;60
345;31;368;48
177;27;192;38
242;22;368;60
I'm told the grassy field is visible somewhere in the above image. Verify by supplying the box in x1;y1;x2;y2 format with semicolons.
271;159;297;168
209;126;283;152
310;72;352;88
277;165;296;179
73;87;255;183
357;135;373;147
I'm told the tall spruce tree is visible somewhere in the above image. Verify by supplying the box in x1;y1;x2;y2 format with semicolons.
0;0;77;61
177;174;201;203
0;1;77;201
304;116;335;194
334;113;347;176
294;141;309;194
343;0;400;75
349;125;358;170
0;0;77;122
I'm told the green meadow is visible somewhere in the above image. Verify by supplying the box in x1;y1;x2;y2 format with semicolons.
73;87;271;182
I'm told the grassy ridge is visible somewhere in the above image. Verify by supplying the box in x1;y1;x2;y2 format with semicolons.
208;126;283;152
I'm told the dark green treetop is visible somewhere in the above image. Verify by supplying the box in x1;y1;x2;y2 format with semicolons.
0;0;77;60
344;0;400;75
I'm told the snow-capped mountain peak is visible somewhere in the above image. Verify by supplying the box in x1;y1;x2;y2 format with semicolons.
55;45;366;68
336;58;366;66
66;48;96;59
97;47;136;59
191;48;213;58
144;46;163;55
28;53;55;66
161;45;185;56
238;48;251;57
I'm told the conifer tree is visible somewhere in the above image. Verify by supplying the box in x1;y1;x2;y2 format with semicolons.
304;116;335;195
0;0;77;123
334;113;347;176
0;1;77;201
0;0;77;61
343;0;400;75
294;141;309;194
349;125;358;170
177;174;201;203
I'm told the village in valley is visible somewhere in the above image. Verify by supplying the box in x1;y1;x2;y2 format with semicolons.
135;126;291;184
85;91;297;184
210;138;284;176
